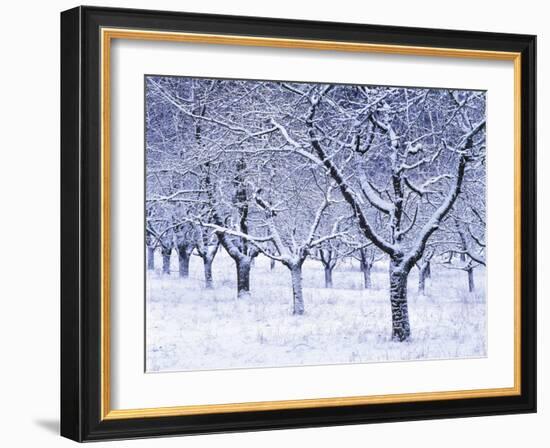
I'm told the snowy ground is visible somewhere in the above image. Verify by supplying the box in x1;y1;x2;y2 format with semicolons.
146;249;486;372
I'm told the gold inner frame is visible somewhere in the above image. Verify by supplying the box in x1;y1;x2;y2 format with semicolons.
100;27;522;421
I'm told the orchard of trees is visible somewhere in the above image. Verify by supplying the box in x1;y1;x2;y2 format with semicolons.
145;76;486;342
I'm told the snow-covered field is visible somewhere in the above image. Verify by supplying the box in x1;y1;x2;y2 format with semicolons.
146;249;486;372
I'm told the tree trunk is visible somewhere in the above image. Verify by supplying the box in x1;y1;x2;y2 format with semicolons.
178;249;191;278
147;246;155;271
270;258;275;270
389;260;411;341
290;264;305;315
418;262;429;294
203;258;214;289
425;262;431;279
361;261;372;289
467;267;475;292
236;257;251;298
161;247;172;275
418;267;425;294
324;266;333;288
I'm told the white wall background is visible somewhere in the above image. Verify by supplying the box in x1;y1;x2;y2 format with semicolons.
0;1;545;446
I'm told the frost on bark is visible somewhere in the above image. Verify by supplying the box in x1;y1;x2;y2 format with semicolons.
389;261;411;341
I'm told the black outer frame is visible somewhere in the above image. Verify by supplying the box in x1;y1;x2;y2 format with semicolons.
60;5;536;442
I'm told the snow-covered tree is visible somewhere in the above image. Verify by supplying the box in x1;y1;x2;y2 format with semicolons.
353;245;384;290
266;85;486;340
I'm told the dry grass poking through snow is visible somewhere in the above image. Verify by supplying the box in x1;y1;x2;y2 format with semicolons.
146;250;486;372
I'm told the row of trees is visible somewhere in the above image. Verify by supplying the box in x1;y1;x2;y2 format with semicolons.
145;76;486;341
146;239;480;294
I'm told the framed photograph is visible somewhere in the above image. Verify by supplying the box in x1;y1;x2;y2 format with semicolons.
60;6;536;442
